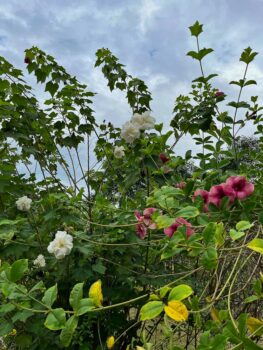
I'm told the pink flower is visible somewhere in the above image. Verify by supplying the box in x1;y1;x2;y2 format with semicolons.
164;217;194;239
134;208;157;239
136;223;147;239
225;176;254;200
175;182;186;190
24;57;31;64
215;91;224;98
193;189;209;212
159;153;170;164
209;184;235;208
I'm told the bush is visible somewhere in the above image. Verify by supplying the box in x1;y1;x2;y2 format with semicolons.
0;21;262;349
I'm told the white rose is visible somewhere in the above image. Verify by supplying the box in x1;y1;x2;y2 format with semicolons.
130;111;155;130
120;121;140;144
16;196;32;211
47;231;73;260
33;254;46;268
114;145;125;159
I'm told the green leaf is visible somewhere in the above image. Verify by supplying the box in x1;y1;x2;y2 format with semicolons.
44;308;66;330
201;247;218;270
42;284;58;308
60;315;78;347
45;81;59;97
236;221;253;231
247;239;263;255
175;206;199;218
159;286;171;299
140;301;164;321
168;284;193;302
155;215;175;229
189;21;203;37
76;298;95;316
9;259;28;282
69;283;83;311
230;229;245;241
240;47;258;64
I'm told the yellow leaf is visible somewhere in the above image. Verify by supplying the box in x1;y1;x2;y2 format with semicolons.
211;308;220;323
246;317;263;335
136;347;146;350
89;280;103;307
164;300;188;322
106;336;115;349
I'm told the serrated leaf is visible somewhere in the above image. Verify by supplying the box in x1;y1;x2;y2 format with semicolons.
189;21;203;37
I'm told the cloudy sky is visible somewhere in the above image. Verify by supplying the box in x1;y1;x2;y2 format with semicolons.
1;0;263;156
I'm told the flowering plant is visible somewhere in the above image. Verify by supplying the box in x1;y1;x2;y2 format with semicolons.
0;21;262;350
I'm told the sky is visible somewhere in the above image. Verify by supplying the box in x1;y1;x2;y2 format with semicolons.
1;0;263;159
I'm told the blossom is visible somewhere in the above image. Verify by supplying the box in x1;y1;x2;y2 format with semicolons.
114;145;125;158
215;91;224;98
120;121;140;143
16;196;32;211
225;176;254;200
159;153;170;164
33;254;46;268
47;231;73;259
131;111;155;130
164;217;194;239
193;189;210;212
135;208;157;239
208;184;235;208
175;182;186;190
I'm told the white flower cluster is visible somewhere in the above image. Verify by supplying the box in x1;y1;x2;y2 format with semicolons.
47;231;73;260
16;196;32;211
120;111;155;144
33;254;46;268
114;145;125;159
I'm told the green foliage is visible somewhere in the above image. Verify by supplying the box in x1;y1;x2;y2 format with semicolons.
0;19;262;350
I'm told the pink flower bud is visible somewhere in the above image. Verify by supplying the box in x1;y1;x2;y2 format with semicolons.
175;182;186;190
159;153;170;164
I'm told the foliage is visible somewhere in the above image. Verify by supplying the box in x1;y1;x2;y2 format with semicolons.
0;21;262;350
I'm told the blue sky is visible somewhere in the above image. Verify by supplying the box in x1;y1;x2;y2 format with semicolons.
1;0;263;156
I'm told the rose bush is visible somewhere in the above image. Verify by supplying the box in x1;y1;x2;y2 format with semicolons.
0;21;262;349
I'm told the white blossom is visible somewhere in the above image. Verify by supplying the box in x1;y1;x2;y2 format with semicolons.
114;145;125;158
16;196;32;211
47;231;73;260
120;121;140;143
33;254;46;268
130;111;155;130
